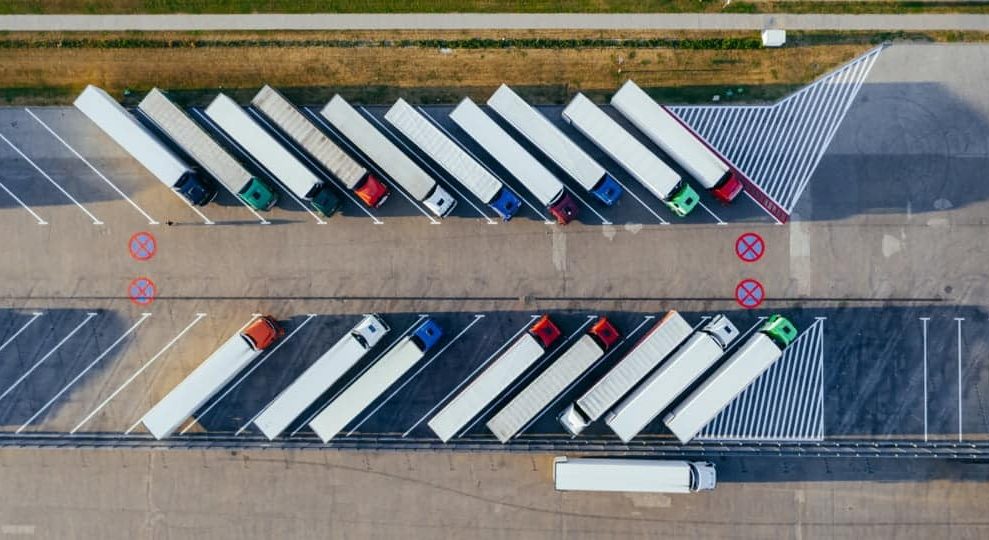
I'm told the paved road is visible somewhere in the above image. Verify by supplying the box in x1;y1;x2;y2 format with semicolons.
1;13;988;31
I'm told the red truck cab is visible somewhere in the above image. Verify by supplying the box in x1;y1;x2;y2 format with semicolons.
711;171;744;204
529;315;562;349
549;192;580;225
589;317;621;350
241;316;285;351
354;173;391;208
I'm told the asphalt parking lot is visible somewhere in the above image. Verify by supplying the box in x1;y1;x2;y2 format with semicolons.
0;44;986;454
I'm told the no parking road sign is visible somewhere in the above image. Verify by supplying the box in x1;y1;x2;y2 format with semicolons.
128;277;157;306
735;232;764;263
129;231;157;261
735;279;765;309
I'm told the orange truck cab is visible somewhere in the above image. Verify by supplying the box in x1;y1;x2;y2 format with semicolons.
241;316;285;351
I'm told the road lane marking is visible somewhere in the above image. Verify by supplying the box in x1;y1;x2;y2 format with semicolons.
0;312;44;356
920;317;930;442
0;179;47;225
0;312;97;404
956;317;964;442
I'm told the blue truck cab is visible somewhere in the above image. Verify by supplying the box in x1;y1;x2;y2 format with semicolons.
489;187;522;221
590;173;623;206
174;171;218;206
411;319;444;352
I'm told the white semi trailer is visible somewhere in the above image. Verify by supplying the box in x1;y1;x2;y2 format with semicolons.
558;311;693;435
486;318;620;443
204;93;341;216
140;316;283;439
384;98;521;220
611;80;743;203
554;457;716;493
664;315;799;443
320;95;457;217
308;319;444;442
605;315;739;443
486;84;623;206
74;85;216;206
428;315;561;442
252;315;389;440
561;93;699;217
450;97;579;224
137;88;278;211
250;85;391;208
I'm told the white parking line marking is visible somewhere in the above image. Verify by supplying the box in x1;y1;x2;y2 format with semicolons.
71;313;206;434
0;179;47;225
179;313;318;435
0;312;97;404
956;317;964;442
345;314;486;437
25;108;160;225
363;106;496;224
0;132;103;225
0;312;44;355
458;315;596;438
184;108;270;225
288;315;429;438
305;107;437;224
415;106;554;225
404;314;540;437
600;173;668;225
920;317;930;442
696;201;726;225
17;313;151;433
247;107;384;224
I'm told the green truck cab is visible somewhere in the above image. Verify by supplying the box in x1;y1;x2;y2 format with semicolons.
239;177;279;211
665;181;701;217
761;315;798;349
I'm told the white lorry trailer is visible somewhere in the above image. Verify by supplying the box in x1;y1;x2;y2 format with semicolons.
553;457;716;493
137;88;278;211
486;84;623;206
74;85;216;206
203;93;341;217
605;315;739;443
384;98;521;220
558;311;693;435
320;95;456;217
253;315;389;440
449;97;579;224
664;315;799;443
140;316;283;439
308;319;444;442
428;315;562;442
561;93;699;217
250;85;391;208
611;80;743;204
486;318;620;443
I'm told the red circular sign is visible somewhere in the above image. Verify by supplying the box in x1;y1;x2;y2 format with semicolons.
735;232;764;263
128;277;157;306
735;279;765;309
129;231;157;261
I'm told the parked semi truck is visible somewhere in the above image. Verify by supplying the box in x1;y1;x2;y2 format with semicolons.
309;319;444;443
253;315;389;440
74;85;216;206
137;88;278;211
559;311;693;435
554;457;716;493
428;315;562;442
486;84;623;206
141;316;283;439
384;98;521;220
320;95;456;217
204;93;341;216
561;93;699;217
450;98;579;224
250;85;390;208
611;80;743;203
605;315;739;443
486;318;620;443
664;315;799;443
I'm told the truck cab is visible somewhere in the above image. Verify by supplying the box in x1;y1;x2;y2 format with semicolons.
557;405;589;436
352;315;390;350
761;315;798;349
529;315;562;349
355;172;390;208
549;192;580;224
711;170;744;204
688;461;717;491
412;318;444;352
591;173;624;206
422;185;458;217
589;317;621;350
239;177;279;211
241;316;285;351
702;315;740;350
490;188;522;221
175;171;218;206
311;185;342;217
665;181;700;217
